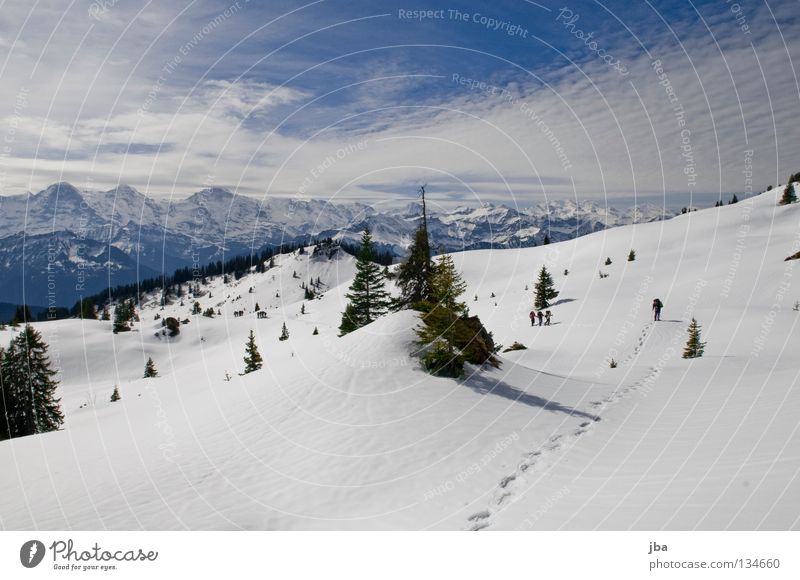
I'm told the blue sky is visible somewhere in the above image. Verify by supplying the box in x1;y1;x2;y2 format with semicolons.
0;0;798;209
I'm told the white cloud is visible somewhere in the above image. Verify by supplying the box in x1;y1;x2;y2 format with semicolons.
0;0;797;211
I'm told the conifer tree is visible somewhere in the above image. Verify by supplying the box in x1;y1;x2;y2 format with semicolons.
416;255;471;377
413;252;496;378
338;303;359;336
628;250;636;261
682;318;706;359
533;266;559;309
143;357;158;378
730;193;739;204
0;346;10;440
780;182;797;205
279;322;289;341
543;234;551;245
605;257;612;265
395;188;433;308
110;385;121;402
3;326;63;436
0;343;23;437
243;330;263;374
312;326;319;335
429;254;468;315
339;228;391;334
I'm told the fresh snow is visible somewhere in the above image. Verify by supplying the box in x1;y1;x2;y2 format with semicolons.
0;187;798;530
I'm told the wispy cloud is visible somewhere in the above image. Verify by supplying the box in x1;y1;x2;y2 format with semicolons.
0;0;797;210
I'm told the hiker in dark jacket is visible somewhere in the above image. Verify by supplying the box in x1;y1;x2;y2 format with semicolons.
537;311;544;326
652;298;663;321
544;310;552;326
529;310;536;326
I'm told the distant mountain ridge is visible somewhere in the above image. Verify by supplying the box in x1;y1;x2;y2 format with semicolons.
0;182;676;306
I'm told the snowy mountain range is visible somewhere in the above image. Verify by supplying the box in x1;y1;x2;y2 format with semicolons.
0;182;676;306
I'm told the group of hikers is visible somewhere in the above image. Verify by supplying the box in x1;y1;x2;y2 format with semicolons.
529;309;553;326
528;298;664;327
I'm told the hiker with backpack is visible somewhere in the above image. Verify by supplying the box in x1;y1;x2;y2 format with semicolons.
537;311;544;326
529;310;536;327
544;310;552;326
652;298;663;321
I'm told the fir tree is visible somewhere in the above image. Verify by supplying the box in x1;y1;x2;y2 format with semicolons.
312;326;319;335
543;234;551;245
429;254;468;315
143;357;158;378
628;249;636;261
415;252;492;378
533;266;559;309
339;228;391;334
729;193;739;204
192;301;202;315
338;304;359;336
416;309;464;378
395;187;433;308
300;304;306;315
682;318;706;359
254;303;260;312
779;183;797;205
1;342;24;437
3;326;64;437
110;385;121;402
0;346;10;440
279;322;289;341
605;257;612;265
101;306;110;321
243;330;263;374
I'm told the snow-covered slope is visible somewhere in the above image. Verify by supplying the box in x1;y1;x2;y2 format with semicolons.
0;187;797;530
0;182;676;305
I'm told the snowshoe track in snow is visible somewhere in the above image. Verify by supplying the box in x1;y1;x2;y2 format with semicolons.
466;365;661;530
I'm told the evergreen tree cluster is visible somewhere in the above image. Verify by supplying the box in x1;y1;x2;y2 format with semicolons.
70;242;306;319
0;325;64;441
338;238;394;266
415;254;498;377
113;299;137;333
79;299;97;320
